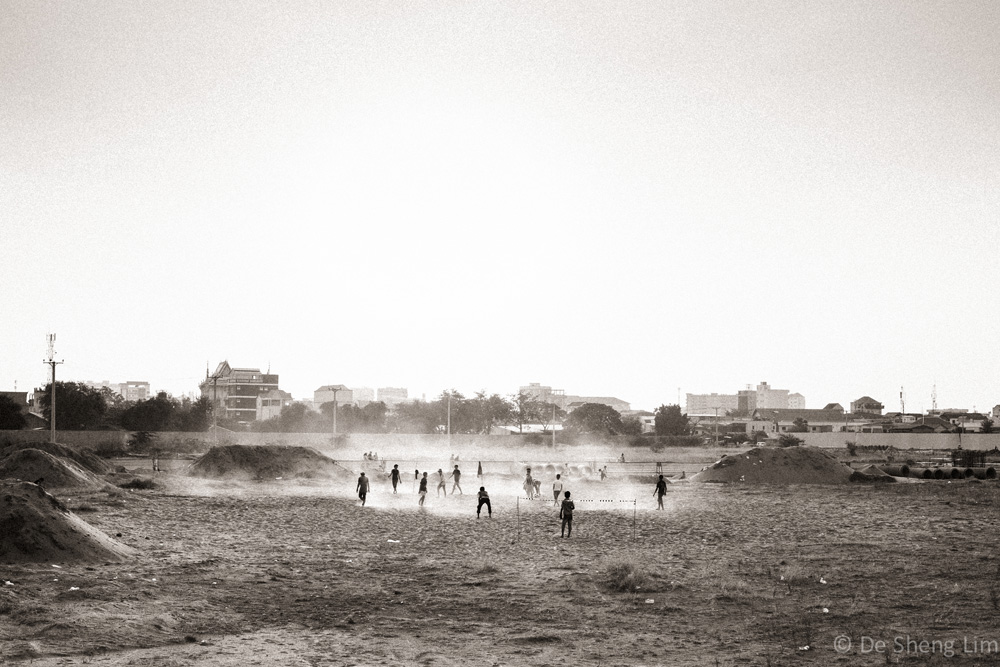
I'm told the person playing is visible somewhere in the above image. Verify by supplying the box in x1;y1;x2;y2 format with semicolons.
414;468;420;492
436;468;447;497
449;465;463;495
477;486;492;518
418;472;428;506
599;466;607;481
654;474;669;510
552;473;563;503
356;472;370;506
560;491;575;538
389;464;401;494
523;468;534;499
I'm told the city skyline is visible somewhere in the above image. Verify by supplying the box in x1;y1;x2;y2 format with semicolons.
3;2;997;419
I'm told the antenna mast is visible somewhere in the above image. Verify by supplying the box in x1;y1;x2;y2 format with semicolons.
899;386;905;414
931;384;937;412
43;333;64;444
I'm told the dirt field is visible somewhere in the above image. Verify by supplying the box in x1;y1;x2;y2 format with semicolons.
3;462;1000;666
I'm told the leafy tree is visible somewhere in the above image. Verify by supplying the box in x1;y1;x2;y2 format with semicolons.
509;390;548;434
37;382;108;430
120;392;176;431
469;391;513;434
390;400;440;434
982;418;994;434
654;404;689;436
564;403;624;436
621;415;644;436
175;396;213;431
0;395;27;430
789;417;809;433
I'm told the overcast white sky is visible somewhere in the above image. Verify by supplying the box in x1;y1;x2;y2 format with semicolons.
2;1;998;413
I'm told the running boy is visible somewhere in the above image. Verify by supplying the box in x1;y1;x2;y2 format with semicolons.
560;490;575;538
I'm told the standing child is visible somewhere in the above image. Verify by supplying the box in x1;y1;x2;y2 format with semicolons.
389;464;401;494
449;465;463;495
356;472;370;506
418;472;428;506
552;474;563;503
476;486;492;518
654;474;668;510
560;491;575;538
436;469;447;497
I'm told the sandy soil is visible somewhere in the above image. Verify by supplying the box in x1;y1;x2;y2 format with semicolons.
3;467;1000;666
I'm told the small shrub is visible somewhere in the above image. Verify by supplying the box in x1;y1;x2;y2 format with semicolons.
603;557;654;593
777;433;804;447
118;477;157;490
845;441;858;456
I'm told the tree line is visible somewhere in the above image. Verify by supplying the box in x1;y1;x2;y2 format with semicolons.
1;383;693;438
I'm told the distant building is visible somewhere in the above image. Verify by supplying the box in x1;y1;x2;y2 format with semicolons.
352;387;375;406
120;381;150;402
315;385;352;406
564;396;631;413
81;380;150;401
519;383;566;404
850;396;884;415
377;387;409;407
257;389;293;421
685;393;739;416
199;361;279;423
0;391;47;429
747;408;857;435
521;383;627;413
737;381;800;412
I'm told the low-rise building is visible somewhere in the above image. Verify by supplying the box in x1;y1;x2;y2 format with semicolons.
315;385;352;406
257;389;293;421
199;361;280;423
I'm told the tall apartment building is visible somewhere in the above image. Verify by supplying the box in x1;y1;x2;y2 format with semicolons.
82;380;150;401
199;361;279;423
352;387;375;405
685;393;739;416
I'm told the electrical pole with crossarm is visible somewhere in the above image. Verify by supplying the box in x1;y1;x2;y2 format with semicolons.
43;333;63;444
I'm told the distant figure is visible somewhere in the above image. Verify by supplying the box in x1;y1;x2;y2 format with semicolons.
477;486;492;518
655;462;662;474
436;469;447;497
654;474;668;510
600;467;607;481
532;479;541;497
356;472;370;506
523;468;535;499
414;469;420;492
418;472;428;506
477;461;483;480
679;470;686;480
620;453;626;463
560;491;575;538
389;464;401;494
552;474;563;503
449;465;463;495
152;449;160;472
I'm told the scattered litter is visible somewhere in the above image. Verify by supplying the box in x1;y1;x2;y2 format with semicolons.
779;576;784;581
69;587;79;591
820;578;827;584
387;539;400;543
799;645;810;651
51;564;61;569
822;608;829;613
645;599;655;604
212;582;217;585
4;581;13;586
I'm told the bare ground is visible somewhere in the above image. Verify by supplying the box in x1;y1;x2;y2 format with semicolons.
2;472;1000;666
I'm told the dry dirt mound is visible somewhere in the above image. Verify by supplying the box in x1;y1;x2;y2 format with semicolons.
189;445;354;481
0;449;114;490
0;480;135;562
691;446;855;484
0;440;110;474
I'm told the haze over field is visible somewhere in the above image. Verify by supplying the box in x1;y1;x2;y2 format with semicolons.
2;1;998;412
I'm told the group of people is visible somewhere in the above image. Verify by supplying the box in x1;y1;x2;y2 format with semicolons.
354;463;676;536
362;451;379;461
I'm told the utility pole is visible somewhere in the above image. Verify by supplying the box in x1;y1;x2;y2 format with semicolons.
552;404;556;448
331;387;342;438
43;334;63;444
446;392;452;450
713;406;720;448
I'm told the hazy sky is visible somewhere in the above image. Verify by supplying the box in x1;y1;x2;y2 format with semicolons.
2;1;998;413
